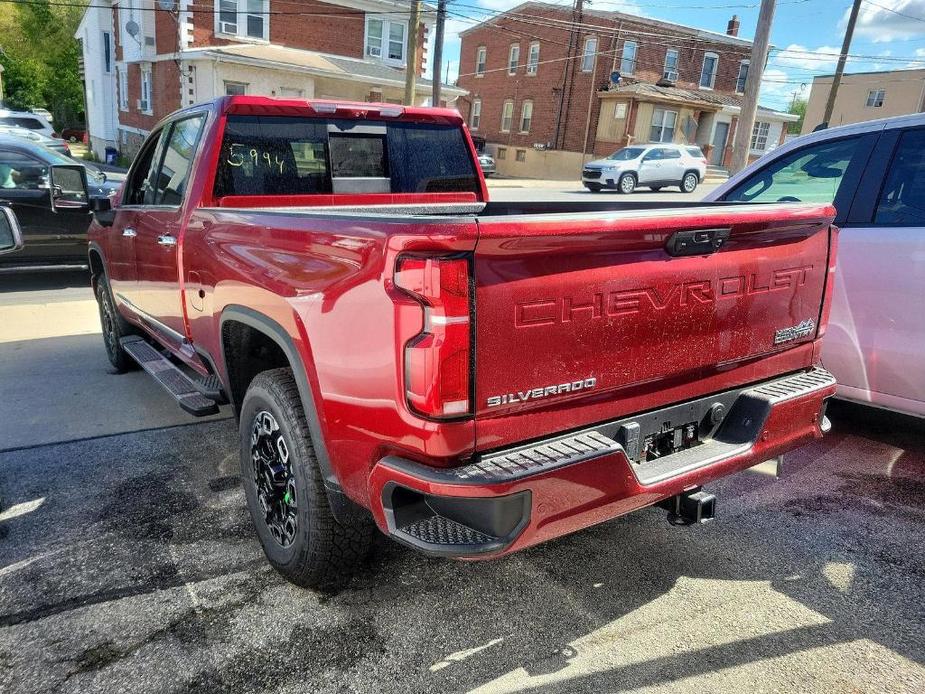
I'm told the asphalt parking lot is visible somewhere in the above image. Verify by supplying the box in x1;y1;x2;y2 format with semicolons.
1;266;924;693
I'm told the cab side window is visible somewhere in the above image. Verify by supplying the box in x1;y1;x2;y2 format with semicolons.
724;137;861;204
155;115;206;206
643;149;663;161
874;129;925;226
122;130;164;206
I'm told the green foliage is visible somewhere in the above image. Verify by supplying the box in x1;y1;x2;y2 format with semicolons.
0;0;87;128
788;99;807;135
0;53;48;111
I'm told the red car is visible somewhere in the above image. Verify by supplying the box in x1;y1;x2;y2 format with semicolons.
85;96;837;589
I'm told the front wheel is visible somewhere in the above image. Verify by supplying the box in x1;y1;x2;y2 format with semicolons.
240;368;373;591
681;172;699;193
618;173;636;194
95;276;135;372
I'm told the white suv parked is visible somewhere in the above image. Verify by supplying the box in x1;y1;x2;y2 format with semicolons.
0;109;56;139
582;143;707;194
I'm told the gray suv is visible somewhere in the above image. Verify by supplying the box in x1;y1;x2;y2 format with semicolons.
582;143;707;194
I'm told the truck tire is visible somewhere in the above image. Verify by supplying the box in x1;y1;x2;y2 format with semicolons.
94;275;136;373
240;368;372;591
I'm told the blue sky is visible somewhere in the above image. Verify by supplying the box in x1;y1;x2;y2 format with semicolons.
429;0;925;111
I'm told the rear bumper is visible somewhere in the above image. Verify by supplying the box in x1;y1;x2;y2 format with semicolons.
368;367;836;558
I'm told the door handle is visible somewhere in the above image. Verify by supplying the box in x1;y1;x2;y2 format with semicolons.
122;228;137;238
665;228;731;256
157;235;177;247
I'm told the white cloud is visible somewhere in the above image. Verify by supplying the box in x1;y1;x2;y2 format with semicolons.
850;0;925;42
770;44;843;73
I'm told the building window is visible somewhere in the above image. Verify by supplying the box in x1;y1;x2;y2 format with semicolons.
475;46;487;76
139;66;152;113
527;42;540;75
470;99;481;130
501;100;514;132
516;149;527;162
497;147;506;160
102;32;112;73
650;108;677;142
866;89;885;107
750;121;771;150
736;60;749;93
224;81;247;96
581;37;598;72
663;48;678;81
519;100;533;133
508;44;520;75
217;0;268;41
366;17;407;63
700;52;718;89
117;67;128;111
621;41;638;75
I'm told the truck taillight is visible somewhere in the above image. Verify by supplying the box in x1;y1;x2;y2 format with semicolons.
395;256;472;419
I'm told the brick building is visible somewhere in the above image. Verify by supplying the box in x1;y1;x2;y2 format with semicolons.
456;2;795;178
77;0;464;158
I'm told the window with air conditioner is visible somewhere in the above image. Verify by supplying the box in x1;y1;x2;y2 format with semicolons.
366;16;407;63
663;49;678;81
216;0;268;41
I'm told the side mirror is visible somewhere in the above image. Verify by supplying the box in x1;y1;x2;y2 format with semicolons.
49;164;90;212
90;195;116;227
0;206;24;256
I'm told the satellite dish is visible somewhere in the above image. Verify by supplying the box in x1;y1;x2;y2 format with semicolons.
158;0;177;10
125;20;140;38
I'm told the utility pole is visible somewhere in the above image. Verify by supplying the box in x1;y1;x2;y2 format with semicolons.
730;0;776;175
404;1;422;106
432;0;447;107
821;0;861;128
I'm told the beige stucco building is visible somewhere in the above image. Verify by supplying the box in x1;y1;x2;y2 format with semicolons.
802;68;925;134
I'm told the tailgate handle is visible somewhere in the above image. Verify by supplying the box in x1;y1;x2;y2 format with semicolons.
665;228;731;257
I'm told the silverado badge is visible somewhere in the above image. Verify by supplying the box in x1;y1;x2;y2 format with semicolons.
774;319;816;345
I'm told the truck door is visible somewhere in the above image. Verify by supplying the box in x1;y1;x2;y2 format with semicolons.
106;128;166;305
131;114;207;350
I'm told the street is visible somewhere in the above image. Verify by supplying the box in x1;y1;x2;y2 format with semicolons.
485;179;723;202
0;182;923;692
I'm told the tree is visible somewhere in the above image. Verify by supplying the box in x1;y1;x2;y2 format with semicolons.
0;52;48;111
0;0;87;126
788;99;807;135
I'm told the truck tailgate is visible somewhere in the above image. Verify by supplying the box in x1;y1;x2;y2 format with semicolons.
472;203;836;449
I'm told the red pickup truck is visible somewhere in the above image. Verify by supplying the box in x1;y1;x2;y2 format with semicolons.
87;96;837;590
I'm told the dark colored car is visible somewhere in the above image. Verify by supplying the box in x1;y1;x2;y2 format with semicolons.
0;135;121;268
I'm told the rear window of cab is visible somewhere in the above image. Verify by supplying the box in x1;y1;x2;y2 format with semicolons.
213;115;480;199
